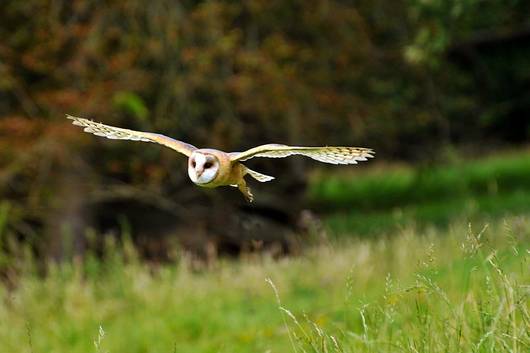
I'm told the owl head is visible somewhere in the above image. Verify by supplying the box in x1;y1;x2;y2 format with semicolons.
188;151;220;185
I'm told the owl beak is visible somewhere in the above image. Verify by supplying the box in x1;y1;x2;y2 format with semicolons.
196;167;204;177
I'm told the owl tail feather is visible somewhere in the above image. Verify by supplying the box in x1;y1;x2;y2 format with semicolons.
244;167;275;183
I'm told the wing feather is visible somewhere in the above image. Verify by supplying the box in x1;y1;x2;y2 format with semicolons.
67;115;196;157
230;144;374;165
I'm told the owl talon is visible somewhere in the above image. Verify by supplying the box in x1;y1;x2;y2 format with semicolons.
237;182;254;202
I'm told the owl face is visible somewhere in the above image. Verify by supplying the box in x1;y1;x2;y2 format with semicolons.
188;151;220;185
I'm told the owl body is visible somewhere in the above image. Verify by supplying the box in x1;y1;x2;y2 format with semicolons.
68;115;374;202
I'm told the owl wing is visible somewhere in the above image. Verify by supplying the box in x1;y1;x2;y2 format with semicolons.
67;115;197;157
230;144;374;165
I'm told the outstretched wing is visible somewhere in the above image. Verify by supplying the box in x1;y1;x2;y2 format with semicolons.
67;115;197;157
230;144;374;165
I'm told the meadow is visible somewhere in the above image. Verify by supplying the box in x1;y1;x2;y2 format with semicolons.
0;218;528;352
310;150;530;235
1;152;530;353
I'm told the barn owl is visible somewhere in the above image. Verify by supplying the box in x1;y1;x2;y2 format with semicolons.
67;115;374;202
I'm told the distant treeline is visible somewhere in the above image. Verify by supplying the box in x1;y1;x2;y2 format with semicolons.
0;0;529;262
2;1;529;155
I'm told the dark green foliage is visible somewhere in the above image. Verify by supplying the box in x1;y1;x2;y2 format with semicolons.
1;0;530;259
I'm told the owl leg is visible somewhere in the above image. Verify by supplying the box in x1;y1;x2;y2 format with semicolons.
237;179;254;202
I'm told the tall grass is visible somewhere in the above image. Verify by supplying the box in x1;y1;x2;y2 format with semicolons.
272;221;529;353
0;217;528;352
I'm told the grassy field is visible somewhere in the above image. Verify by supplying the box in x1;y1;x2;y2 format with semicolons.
309;150;530;236
1;151;530;352
0;217;528;353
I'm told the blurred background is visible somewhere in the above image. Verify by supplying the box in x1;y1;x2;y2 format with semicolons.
1;2;530;353
1;0;530;267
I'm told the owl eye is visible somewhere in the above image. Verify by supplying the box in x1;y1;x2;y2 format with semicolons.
191;161;196;167
204;162;212;169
